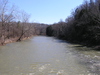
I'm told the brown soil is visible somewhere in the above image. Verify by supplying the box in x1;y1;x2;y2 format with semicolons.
0;36;34;46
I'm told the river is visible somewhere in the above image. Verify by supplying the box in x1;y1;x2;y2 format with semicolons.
0;36;100;75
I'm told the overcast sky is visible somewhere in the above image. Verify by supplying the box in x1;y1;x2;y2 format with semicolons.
9;0;90;24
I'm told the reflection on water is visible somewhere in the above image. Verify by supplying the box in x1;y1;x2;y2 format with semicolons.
0;36;100;75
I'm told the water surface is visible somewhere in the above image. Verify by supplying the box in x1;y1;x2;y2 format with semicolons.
0;36;100;75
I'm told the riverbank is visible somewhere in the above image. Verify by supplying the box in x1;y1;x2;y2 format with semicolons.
70;41;100;50
64;39;100;50
0;36;35;46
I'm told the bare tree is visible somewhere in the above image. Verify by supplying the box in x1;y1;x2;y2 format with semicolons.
17;11;31;41
0;0;16;26
0;0;16;45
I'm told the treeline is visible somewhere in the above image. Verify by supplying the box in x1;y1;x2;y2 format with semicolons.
0;0;47;45
46;0;100;46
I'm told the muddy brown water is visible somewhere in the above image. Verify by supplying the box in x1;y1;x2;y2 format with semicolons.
0;36;100;75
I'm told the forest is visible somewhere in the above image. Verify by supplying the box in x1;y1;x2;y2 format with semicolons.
1;0;100;48
46;0;100;48
0;0;47;45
